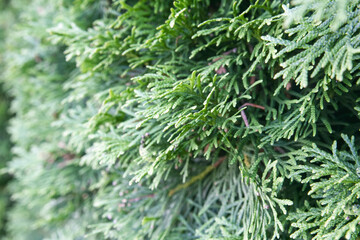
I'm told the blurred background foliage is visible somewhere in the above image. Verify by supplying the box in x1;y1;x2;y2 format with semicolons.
0;0;360;239
0;0;13;236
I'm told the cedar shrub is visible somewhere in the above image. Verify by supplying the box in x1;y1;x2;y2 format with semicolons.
1;0;360;239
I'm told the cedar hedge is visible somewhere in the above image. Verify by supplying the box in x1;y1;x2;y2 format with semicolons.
1;0;360;239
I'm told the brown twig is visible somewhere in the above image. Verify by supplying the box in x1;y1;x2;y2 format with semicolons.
168;156;227;196
239;103;266;128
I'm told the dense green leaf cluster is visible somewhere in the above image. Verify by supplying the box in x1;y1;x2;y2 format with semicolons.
1;0;360;239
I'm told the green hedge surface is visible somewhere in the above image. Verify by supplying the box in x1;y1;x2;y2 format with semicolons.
1;0;360;239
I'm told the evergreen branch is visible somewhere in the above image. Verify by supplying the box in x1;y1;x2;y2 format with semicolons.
168;156;226;196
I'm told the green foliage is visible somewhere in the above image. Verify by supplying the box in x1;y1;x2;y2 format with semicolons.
289;135;360;240
1;0;360;239
0;0;14;236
